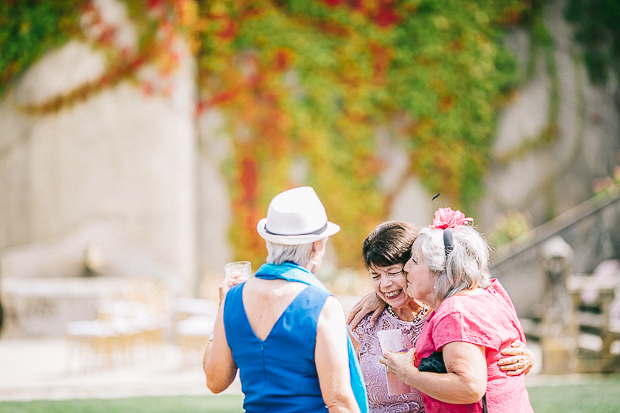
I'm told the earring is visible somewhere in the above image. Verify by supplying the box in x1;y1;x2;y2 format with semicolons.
310;251;324;266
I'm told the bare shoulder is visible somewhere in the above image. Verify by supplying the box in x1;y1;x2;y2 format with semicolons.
320;296;345;321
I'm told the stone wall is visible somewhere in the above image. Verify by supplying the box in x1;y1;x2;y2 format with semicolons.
478;0;620;229
387;0;620;232
1;0;620;308
0;0;197;296
195;110;234;296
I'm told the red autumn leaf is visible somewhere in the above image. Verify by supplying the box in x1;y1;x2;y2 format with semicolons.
240;156;258;203
218;19;237;40
347;0;363;10
274;49;292;71
147;0;164;10
374;6;399;28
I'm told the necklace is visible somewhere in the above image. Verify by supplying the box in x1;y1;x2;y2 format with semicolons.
413;304;431;322
387;303;431;323
386;305;400;320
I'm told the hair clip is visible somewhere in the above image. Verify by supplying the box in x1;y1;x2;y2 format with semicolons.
443;228;454;258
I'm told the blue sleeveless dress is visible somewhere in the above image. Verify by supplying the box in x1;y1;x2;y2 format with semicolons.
224;281;330;413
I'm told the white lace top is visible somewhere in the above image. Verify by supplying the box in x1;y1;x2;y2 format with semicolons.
350;307;430;413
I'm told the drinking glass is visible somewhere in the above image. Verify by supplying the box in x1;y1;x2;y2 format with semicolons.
224;261;252;284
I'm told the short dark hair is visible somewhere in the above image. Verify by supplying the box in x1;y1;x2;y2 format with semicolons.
362;221;418;270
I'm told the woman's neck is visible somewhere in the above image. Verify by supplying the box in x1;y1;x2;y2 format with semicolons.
453;285;485;297
435;285;486;308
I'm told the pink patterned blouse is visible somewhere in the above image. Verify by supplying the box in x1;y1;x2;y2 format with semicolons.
350;307;429;413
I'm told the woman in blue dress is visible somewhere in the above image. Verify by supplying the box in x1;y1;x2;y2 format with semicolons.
204;187;367;413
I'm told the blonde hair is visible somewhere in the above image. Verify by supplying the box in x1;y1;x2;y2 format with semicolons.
411;226;491;301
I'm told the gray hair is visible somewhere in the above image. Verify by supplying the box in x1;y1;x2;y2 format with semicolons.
266;238;328;266
411;226;491;301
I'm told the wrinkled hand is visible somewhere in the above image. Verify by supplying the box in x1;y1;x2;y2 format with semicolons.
379;348;417;381
218;273;249;305
346;292;386;329
498;339;535;376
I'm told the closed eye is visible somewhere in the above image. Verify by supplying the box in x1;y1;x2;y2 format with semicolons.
387;269;405;277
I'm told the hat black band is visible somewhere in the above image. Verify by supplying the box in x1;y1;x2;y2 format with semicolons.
265;222;328;237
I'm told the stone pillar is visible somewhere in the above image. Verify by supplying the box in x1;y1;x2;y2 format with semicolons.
540;236;578;374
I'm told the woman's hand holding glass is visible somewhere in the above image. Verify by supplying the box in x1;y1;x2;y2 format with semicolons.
379;347;417;380
219;261;252;304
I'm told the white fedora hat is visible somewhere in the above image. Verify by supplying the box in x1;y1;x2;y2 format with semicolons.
257;187;340;245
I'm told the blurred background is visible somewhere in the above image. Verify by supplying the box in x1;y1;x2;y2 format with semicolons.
1;0;620;411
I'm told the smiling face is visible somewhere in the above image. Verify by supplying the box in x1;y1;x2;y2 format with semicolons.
370;264;411;309
404;256;437;307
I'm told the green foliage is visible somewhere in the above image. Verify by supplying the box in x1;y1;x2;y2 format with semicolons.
565;0;620;85
0;0;526;267
194;0;522;265
383;1;520;208
0;0;82;96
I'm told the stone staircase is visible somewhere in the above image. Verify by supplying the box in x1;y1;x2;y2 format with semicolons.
490;193;620;374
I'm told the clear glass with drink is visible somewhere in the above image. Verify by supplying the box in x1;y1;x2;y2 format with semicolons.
224;261;252;285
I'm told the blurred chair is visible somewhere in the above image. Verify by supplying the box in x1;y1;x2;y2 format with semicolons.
173;297;218;366
174;297;218;321
65;319;118;372
65;277;172;371
175;315;215;367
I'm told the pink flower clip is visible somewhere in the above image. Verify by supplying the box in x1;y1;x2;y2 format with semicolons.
432;207;473;229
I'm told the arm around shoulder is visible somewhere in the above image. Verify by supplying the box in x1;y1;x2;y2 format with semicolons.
346;292;385;328
316;296;361;413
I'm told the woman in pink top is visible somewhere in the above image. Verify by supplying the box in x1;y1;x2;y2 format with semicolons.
379;209;534;413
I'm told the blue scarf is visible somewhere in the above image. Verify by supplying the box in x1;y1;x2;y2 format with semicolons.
255;262;369;413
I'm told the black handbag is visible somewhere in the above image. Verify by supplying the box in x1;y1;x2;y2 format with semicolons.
418;351;488;413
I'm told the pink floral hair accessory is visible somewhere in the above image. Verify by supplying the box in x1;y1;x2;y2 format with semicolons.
432;207;473;229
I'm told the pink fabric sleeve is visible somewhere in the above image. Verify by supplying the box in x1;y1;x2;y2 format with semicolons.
431;310;502;352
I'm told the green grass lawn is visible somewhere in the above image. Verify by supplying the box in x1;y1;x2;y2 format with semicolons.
0;395;244;413
527;377;620;413
1;378;620;412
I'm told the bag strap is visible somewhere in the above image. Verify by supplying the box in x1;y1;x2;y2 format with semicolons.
482;394;488;413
